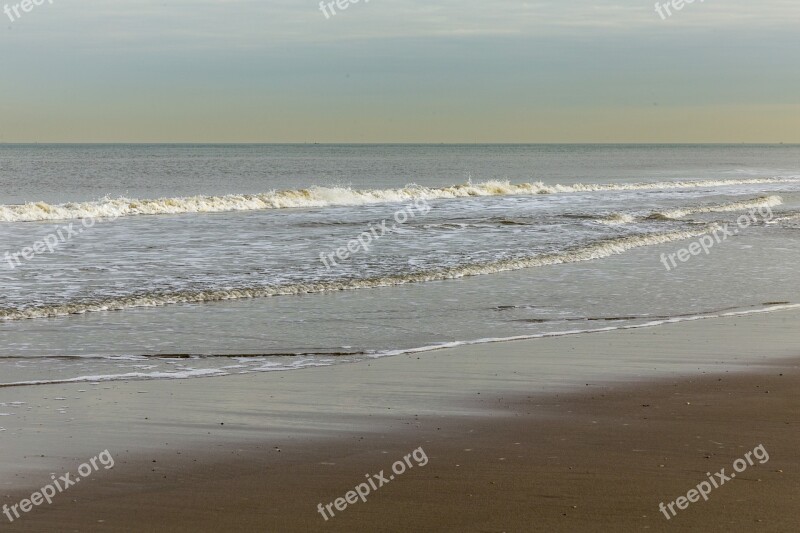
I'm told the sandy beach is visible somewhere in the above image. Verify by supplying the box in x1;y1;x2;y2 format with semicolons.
1;308;798;532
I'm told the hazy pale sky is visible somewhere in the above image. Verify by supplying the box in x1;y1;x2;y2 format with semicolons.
1;0;799;143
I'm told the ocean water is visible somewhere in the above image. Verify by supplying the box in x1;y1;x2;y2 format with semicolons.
1;144;800;387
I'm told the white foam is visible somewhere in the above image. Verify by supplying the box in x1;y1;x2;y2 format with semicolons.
595;213;636;225
2;177;797;222
371;303;800;358
768;212;800;224
0;227;712;321
652;195;783;220
3;303;796;388
0;368;230;388
0;359;340;387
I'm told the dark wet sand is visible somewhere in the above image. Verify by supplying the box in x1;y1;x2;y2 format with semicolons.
2;362;798;532
1;310;799;532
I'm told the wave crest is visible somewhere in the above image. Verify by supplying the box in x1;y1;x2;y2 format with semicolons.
1;178;796;222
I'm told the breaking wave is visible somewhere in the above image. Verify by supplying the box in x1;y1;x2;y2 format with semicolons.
595;213;637;225
649;195;783;220
0;227;711;321
1;177;797;223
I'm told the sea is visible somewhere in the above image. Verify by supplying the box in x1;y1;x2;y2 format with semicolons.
1;144;799;387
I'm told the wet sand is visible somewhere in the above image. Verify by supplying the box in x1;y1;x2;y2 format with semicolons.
1;309;798;531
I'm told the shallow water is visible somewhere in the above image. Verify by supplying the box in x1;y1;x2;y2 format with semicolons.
1;144;799;386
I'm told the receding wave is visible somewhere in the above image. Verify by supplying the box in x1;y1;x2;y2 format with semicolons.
648;195;783;220
3;302;797;388
0;357;339;387
1;177;797;222
0;350;369;360
374;304;800;357
0;227;711;321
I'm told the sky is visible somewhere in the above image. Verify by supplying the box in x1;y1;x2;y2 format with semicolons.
1;0;799;143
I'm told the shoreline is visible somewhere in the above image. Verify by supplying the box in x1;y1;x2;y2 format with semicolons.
1;309;799;531
3;361;797;532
